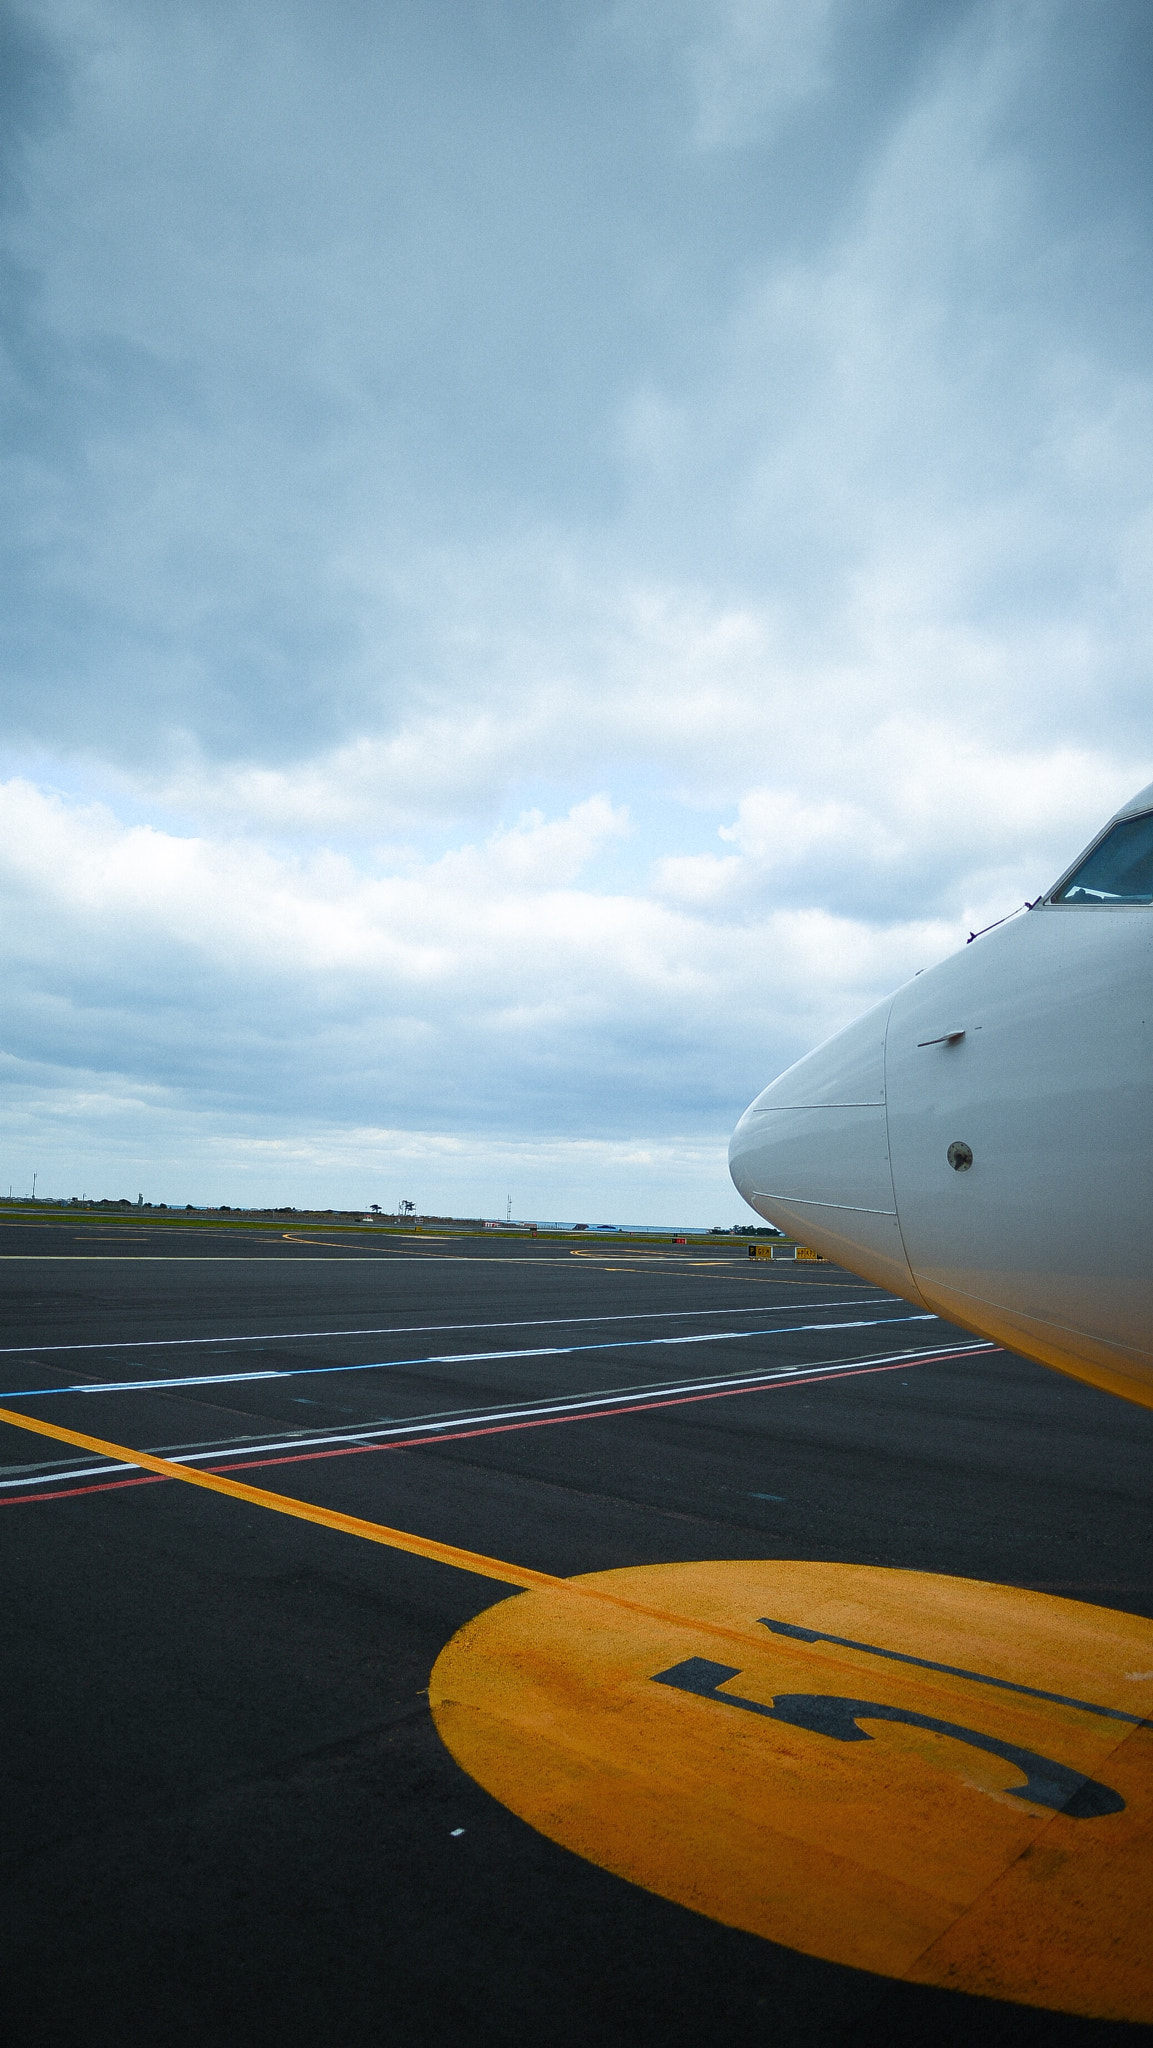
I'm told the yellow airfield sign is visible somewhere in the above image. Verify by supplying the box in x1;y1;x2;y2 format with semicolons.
431;1560;1153;2021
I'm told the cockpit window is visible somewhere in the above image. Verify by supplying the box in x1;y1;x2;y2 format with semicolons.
1053;809;1153;904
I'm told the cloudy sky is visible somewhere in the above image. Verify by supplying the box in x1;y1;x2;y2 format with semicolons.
2;0;1151;1220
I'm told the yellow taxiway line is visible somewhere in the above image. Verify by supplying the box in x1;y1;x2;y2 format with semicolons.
0;1400;554;1593
0;1402;811;1655
4;1401;1152;2019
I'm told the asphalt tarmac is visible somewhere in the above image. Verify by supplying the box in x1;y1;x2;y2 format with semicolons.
2;1217;1151;2048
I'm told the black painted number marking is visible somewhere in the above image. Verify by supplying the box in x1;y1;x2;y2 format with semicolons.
652;1658;1124;1819
759;1616;1146;1726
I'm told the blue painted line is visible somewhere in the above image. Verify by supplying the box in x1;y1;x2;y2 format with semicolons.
0;1340;991;1496
0;1296;884;1357
0;1314;944;1402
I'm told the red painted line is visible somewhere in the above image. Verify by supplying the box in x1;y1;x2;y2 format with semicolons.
0;1345;991;1508
212;1346;987;1477
6;1473;165;1506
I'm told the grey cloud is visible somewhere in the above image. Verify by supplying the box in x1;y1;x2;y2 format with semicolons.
2;3;1152;1208
0;3;66;204
0;780;940;1146
6;0;1116;781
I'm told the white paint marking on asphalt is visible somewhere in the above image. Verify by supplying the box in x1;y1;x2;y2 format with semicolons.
0;1313;939;1401
0;1295;884;1358
0;1340;986;1490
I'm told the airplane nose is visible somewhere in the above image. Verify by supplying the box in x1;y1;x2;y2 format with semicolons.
729;998;923;1299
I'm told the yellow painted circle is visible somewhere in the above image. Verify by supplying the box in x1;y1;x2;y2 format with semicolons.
430;1560;1153;2021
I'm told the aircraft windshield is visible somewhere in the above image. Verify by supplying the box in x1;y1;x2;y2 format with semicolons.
1053;809;1153;904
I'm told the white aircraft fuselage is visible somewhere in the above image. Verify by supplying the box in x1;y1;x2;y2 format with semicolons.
729;782;1153;1407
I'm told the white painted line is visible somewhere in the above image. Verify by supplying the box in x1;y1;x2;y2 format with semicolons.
0;1340;988;1490
0;1313;939;1401
0;1295;886;1357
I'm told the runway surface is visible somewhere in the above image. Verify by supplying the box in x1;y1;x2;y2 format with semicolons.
2;1216;1151;2047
